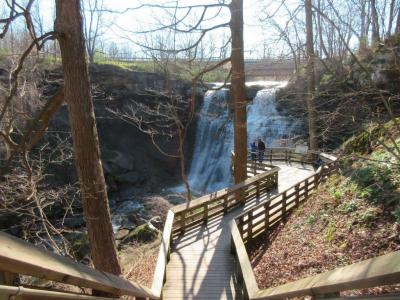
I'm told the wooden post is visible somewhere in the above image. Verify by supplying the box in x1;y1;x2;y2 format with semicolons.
282;191;287;220
247;212;253;242
223;195;228;214
264;201;270;231
180;212;186;234
256;181;260;198
203;203;208;224
295;184;300;207
0;272;19;300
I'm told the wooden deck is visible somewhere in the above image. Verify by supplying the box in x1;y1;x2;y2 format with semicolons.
162;162;315;299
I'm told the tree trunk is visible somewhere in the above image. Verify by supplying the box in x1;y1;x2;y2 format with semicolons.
229;0;247;184
54;0;121;278
305;0;318;150
387;0;396;36
396;6;400;34
359;0;368;51
371;0;380;44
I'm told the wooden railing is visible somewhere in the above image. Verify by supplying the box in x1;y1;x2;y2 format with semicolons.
0;232;158;300
0;148;336;299
172;163;279;235
236;162;335;244
0;157;278;300
230;152;400;299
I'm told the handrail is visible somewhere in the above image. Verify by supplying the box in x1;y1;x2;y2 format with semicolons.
0;284;121;299
151;210;174;298
230;151;400;299
172;165;280;235
0;232;158;299
252;251;400;300
0;148;336;299
235;162;335;244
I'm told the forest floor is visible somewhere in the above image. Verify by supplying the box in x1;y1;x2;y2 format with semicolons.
248;132;400;296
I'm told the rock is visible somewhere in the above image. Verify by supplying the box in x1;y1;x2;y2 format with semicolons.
63;216;85;229
115;171;144;184
115;228;130;240
101;149;135;172
149;216;163;230
122;223;159;244
65;232;89;261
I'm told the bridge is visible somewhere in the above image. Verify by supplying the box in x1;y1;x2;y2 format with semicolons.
0;148;399;300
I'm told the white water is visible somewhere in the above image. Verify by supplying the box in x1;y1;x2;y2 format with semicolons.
179;81;304;194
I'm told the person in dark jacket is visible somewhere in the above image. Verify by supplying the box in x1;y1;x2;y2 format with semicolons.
258;138;266;163
250;141;257;162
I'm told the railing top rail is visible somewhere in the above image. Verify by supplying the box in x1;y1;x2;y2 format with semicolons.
151;210;174;296
172;166;280;214
0;232;158;299
253;250;400;300
234;170;317;221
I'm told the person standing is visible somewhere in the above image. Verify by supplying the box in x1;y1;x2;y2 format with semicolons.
250;140;257;162
258;138;266;163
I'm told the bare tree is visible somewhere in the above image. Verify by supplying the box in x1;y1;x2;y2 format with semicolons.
54;0;121;281
305;0;318;150
81;0;105;63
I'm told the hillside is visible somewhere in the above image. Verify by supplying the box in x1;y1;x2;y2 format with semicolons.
248;122;400;296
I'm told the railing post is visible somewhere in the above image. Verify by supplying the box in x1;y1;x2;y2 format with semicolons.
223;195;228;214
180;212;186;233
247;212;253;242
295;184;300;207
304;179;309;198
264;201;270;231
282;191;287;220
256;181;260;198
203;203;208;223
0;272;19;300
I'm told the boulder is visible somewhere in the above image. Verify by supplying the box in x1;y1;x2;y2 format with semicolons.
122;223;159;244
115;228;130;240
149;216;163;230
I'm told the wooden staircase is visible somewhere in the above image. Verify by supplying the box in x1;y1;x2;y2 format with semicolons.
1;148;399;300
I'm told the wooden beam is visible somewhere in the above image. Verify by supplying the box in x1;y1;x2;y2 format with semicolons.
0;285;119;300
0;232;158;299
230;220;258;299
151;210;174;297
253;251;400;300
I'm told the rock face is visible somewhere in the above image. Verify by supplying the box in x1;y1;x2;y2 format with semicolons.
48;64;202;193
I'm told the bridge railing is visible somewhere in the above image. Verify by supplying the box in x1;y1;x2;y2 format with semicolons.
230;151;400;299
0;156;278;300
0;231;158;300
172;163;280;236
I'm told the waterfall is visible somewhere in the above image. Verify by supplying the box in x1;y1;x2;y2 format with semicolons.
188;88;234;194
187;81;303;194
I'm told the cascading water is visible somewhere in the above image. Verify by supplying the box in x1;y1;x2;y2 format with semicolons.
187;81;303;194
188;88;234;194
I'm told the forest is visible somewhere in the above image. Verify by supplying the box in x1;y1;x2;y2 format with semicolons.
0;0;399;299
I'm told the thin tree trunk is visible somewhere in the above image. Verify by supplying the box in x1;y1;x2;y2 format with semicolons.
371;0;380;44
396;6;400;34
229;0;247;184
305;0;318;150
387;0;396;36
54;0;121;278
359;0;368;51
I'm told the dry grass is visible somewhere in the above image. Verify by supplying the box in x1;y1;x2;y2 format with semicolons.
120;238;161;287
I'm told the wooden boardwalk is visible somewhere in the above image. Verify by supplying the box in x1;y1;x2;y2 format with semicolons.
162;162;315;299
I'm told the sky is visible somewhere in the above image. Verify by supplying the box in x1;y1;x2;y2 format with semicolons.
36;0;290;59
